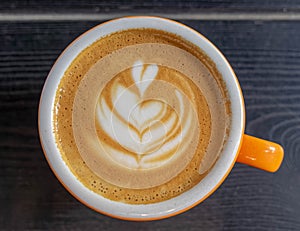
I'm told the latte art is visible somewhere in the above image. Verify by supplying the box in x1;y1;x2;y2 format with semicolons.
54;28;231;203
72;51;202;189
96;61;195;170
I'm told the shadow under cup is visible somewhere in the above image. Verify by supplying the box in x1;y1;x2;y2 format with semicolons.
38;16;244;220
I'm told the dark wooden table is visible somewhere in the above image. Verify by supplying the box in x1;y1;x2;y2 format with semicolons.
1;1;300;230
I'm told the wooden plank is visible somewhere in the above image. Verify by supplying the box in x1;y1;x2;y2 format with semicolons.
1;0;300;14
1;20;300;230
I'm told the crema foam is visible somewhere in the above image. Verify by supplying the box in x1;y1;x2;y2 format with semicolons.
54;29;231;204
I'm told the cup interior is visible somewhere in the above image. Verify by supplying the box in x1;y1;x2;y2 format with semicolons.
39;16;244;220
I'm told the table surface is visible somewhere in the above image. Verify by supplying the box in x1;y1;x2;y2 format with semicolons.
1;1;300;230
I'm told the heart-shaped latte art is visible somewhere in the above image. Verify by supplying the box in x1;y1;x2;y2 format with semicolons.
96;61;187;169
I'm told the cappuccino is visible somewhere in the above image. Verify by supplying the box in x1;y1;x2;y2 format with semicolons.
53;29;231;204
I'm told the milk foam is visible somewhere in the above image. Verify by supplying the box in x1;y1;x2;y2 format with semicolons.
72;43;227;189
53;28;232;204
96;61;194;170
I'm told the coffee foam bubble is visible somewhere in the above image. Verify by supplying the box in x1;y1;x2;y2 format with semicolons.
72;43;226;189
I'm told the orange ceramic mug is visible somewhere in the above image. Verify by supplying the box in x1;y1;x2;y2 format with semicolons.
38;16;284;221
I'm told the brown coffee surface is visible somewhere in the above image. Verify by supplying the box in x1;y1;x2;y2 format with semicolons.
53;28;231;204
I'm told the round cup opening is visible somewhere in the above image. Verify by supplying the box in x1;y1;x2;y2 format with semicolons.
39;16;245;220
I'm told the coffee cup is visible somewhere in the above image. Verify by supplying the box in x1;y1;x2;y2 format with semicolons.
39;16;284;220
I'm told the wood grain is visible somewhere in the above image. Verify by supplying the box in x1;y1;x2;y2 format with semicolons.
1;0;300;14
1;19;300;230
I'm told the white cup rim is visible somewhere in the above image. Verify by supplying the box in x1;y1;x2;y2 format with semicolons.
38;16;245;221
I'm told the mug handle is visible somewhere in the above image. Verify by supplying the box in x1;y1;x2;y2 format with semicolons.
237;134;284;172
